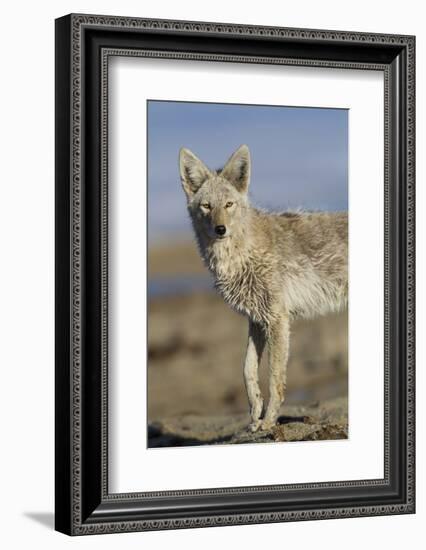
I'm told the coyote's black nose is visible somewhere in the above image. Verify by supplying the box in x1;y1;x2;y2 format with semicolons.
215;225;226;236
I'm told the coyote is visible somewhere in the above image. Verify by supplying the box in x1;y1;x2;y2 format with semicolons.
179;145;348;432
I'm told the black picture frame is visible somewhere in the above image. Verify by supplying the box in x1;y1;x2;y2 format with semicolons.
55;13;415;535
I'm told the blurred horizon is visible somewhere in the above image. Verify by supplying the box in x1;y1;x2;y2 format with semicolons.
148;100;348;245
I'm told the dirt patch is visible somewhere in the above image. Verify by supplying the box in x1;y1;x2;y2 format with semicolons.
148;397;348;448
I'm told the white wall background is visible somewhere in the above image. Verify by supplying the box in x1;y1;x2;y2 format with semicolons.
0;0;422;547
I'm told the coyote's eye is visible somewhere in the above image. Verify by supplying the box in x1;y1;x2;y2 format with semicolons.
225;201;234;208
201;203;211;210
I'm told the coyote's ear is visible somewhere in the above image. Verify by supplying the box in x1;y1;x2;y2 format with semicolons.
179;148;212;199
220;145;251;194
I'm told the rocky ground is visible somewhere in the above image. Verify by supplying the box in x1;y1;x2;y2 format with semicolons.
148;397;348;447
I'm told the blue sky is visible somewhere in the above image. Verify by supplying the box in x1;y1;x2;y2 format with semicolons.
147;100;348;243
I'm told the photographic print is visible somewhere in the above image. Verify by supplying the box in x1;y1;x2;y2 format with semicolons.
56;15;415;534
147;100;349;448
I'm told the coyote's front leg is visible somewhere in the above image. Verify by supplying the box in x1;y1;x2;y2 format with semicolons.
258;314;290;432
243;320;266;432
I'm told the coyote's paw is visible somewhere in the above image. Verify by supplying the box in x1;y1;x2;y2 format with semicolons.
258;419;275;432
248;420;262;432
249;419;276;433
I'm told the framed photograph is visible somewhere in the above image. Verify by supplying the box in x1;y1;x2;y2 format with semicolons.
55;13;415;535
